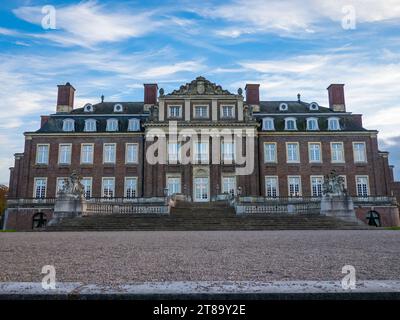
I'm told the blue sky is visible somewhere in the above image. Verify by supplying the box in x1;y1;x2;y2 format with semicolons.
1;0;400;184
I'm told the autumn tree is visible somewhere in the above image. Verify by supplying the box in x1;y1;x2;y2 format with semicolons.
0;185;8;217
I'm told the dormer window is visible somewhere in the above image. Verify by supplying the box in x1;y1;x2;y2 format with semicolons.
309;102;319;111
62;119;75;132
307;117;319;131
279;103;288;111
113;104;123;113
168;105;182;118
285;117;297;130
84;103;94;113
328;117;341;130
84;119;96;132
262;117;275;131
106;118;118;132
128;118;140;131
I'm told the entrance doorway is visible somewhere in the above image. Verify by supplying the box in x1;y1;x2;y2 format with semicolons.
193;177;209;202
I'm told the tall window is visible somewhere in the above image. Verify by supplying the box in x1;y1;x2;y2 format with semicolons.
264;143;277;163
221;106;234;118
168;106;181;118
288;176;301;197
128;119;140;131
353;142;367;163
331;142;344;163
103;143;116;163
222;176;236;196
307;118;319;131
195;142;209;162
125;177;138;198
126;143;138;164
106;119;118;132
194;106;208;118
58;144;71;164
102;178;115;198
356;176;369;197
36;144;49;165
285;118;297;130
286;143;300;163
34;178;47;198
62;119;75;132
265;176;279;198
328;117;340;130
81;144;94;164
167;176;181;196
311;176;323;197
221;141;234;162
262;118;275;131
81;178;92;198
308;143;321;163
84;119;96;132
168;143;180;163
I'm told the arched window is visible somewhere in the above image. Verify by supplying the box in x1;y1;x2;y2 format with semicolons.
307;117;319;130
32;212;47;229
84;103;93;112
285;117;297;130
309;102;319;111
262;117;275;131
128;118;140;131
62;119;75;132
279;103;288;111
113;104;123;113
106;119;118;132
84;119;97;132
328;117;340;130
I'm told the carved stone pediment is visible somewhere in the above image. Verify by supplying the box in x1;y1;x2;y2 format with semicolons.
168;76;233;96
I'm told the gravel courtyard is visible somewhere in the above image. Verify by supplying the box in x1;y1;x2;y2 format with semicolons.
1;230;399;284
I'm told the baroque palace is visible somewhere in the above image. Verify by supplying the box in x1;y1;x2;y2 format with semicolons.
4;76;400;230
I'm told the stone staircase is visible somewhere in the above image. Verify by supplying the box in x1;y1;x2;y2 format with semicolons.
45;201;369;231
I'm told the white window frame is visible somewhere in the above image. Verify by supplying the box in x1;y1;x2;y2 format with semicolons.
193;105;209;119
356;175;370;197
58;143;72;165
279;103;288;111
306;117;319;131
80;143;94;164
103;143;116;164
331;142;345;163
166;175;181;196
310;175;324;197
168;105;182;118
81;177;93;198
194;141;209;163
36;144;49;165
167;142;181;164
33;177;47;198
285;117;297;130
113;104;123;113
125;177;138;198
220;105;235;119
221;176;236;196
128;118;140;131
328;117;341;131
265;176;279;198
106;118;118;132
125;143;139;164
262;117;275;131
308;142;322;163
62;119;75;132
288;176;302;197
286;142;300;163
102;177;115;198
84;119;97;132
353;142;367;163
264;142;277;163
221;141;235;162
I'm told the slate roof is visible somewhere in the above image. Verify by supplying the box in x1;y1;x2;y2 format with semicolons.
70;102;145;114
259;101;332;113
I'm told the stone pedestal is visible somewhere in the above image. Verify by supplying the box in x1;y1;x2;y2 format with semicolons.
320;195;361;224
48;196;86;226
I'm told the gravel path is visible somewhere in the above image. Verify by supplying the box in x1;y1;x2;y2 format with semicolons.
0;230;399;285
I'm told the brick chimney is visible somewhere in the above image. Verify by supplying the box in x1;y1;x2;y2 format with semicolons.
245;84;260;105
327;84;345;112
40;115;49;127
144;84;158;111
56;82;75;113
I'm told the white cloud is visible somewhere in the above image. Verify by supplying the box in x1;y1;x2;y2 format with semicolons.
13;1;160;47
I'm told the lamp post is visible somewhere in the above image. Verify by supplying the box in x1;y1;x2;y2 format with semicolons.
237;186;242;203
164;187;169;205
